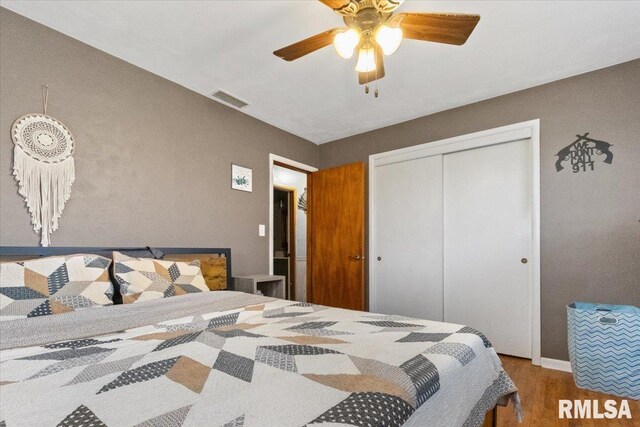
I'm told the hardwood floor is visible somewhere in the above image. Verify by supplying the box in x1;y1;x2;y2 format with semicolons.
496;355;639;426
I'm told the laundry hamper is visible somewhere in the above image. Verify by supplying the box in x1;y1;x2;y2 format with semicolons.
567;302;640;399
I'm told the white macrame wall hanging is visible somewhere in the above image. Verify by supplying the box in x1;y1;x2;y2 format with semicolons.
11;86;75;247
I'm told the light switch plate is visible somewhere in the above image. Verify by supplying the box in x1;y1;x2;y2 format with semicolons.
258;224;266;237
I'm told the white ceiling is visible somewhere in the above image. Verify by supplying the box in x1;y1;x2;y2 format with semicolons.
3;1;640;144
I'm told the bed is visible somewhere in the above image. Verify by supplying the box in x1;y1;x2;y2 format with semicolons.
0;247;521;427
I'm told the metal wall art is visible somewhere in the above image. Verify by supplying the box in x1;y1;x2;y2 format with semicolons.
555;133;613;173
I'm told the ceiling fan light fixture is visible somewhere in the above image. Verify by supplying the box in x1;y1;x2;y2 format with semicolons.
375;25;403;55
333;28;360;59
273;3;480;87
355;45;376;72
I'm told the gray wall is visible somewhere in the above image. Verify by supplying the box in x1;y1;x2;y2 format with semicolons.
320;59;640;360
0;8;318;276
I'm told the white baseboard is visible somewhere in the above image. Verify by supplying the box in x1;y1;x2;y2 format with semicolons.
541;357;572;373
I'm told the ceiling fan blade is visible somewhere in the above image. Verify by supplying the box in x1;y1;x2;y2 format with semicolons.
393;12;480;45
273;28;342;61
358;46;385;85
319;0;352;10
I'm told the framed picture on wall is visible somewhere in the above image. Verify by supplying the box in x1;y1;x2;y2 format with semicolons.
231;164;252;192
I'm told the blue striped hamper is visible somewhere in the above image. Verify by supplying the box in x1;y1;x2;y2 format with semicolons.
567;303;640;399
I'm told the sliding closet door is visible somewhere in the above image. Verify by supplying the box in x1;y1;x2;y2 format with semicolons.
443;139;532;358
373;155;443;321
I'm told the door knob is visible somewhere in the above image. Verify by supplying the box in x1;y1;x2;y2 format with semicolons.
521;258;528;264
349;255;363;261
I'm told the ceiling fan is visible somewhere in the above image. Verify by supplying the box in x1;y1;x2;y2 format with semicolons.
273;0;480;96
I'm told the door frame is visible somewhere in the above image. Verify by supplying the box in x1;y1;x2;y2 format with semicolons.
273;184;297;300
268;154;317;277
368;119;541;366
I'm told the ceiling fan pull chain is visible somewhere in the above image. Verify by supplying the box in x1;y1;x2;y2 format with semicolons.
365;84;369;94
374;71;379;98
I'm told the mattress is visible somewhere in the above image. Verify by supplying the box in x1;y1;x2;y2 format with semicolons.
0;291;520;426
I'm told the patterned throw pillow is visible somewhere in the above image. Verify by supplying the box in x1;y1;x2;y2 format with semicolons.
0;254;113;321
112;251;209;304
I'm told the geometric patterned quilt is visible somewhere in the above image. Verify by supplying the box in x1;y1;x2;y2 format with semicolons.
0;293;519;426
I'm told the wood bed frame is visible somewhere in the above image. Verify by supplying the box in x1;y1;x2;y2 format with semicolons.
483;406;498;427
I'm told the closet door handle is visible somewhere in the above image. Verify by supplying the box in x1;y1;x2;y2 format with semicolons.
349;255;363;261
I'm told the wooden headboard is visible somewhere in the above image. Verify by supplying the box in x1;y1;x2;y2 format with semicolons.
0;246;232;291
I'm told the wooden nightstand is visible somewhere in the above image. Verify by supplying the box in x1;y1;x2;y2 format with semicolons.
232;275;286;299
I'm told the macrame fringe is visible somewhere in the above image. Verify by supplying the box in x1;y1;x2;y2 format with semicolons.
12;146;75;247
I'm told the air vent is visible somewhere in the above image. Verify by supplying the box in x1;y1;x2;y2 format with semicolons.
211;90;249;109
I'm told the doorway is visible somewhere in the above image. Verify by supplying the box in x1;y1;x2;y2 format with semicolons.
273;185;296;300
269;156;366;310
269;155;317;302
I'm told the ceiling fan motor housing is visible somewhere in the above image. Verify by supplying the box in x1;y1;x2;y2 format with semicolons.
335;0;403;16
344;8;389;36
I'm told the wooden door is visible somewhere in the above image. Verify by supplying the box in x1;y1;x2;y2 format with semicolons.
443;139;533;358
308;162;365;310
